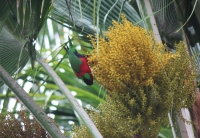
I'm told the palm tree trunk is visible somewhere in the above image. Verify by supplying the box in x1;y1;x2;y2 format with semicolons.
189;92;200;138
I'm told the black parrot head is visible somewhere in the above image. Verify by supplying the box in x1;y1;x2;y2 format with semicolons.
83;78;93;85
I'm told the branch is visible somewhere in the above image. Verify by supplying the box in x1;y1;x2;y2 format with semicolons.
36;53;103;138
0;65;66;138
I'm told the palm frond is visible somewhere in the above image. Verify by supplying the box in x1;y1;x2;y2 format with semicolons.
51;0;142;36
0;28;29;86
0;0;52;85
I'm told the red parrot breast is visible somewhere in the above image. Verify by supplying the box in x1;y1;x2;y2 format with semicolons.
74;58;92;80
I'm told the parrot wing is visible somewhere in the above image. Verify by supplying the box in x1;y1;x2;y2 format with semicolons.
64;37;83;73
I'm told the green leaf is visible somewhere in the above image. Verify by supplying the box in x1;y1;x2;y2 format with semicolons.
0;28;29;86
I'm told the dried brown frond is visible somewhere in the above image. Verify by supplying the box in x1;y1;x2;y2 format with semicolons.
0;111;51;138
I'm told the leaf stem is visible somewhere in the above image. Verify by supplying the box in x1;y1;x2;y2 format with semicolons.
0;65;66;138
36;53;103;138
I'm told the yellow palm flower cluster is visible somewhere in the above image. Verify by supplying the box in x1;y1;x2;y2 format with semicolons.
88;15;178;93
72;16;197;138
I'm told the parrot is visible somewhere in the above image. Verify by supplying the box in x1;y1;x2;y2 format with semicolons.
64;37;93;85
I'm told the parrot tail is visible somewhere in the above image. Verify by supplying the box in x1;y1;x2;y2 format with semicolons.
63;46;69;53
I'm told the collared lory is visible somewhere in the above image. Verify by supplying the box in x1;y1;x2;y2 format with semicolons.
64;37;93;85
